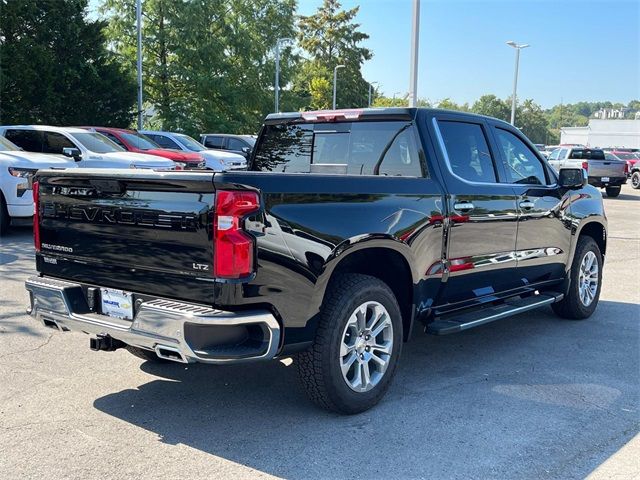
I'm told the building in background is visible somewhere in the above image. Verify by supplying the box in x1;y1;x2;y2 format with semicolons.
560;119;640;148
593;108;630;119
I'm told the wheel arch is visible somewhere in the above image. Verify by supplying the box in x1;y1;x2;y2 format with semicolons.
309;237;418;342
577;219;607;258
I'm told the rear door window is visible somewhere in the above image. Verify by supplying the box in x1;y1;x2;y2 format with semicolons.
436;121;497;183
5;129;44;152
253;121;425;177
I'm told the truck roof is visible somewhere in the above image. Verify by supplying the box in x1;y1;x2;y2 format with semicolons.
264;107;511;126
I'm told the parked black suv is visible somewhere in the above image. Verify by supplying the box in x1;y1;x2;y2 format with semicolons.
26;108;606;414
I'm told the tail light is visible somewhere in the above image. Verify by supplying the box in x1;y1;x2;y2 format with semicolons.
624;162;630;175
581;161;589;173
32;181;41;252
213;190;260;279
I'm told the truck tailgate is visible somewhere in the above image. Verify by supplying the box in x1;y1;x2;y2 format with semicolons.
35;169;216;303
589;159;626;177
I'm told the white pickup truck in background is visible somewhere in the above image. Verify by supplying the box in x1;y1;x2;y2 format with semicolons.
547;147;627;197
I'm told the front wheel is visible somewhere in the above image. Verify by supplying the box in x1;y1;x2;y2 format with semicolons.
605;186;621;197
552;236;602;320
631;171;640;190
296;274;403;414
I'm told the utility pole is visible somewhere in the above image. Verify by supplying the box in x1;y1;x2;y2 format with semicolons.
506;41;530;125
408;0;420;107
274;38;293;113
368;82;378;107
136;0;143;130
332;65;345;110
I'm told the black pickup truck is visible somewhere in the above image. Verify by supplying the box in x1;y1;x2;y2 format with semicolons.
26;108;607;414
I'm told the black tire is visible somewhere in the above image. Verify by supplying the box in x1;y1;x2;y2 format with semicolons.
552;236;602;320
631;171;640;190
605;186;621;197
126;345;170;363
296;274;403;414
0;193;10;236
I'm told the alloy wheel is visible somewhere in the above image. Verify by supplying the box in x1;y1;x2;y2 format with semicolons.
339;301;394;392
578;250;598;307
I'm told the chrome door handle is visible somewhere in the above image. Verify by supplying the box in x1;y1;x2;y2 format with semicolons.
519;200;535;210
453;202;475;212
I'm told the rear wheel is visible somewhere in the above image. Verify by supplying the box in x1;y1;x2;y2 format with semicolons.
0;194;10;236
605;186;621;197
631;172;640;190
296;274;403;414
552;236;602;320
126;345;170;363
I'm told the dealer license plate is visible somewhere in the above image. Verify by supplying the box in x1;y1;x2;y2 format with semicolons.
601;177;610;183
100;288;134;320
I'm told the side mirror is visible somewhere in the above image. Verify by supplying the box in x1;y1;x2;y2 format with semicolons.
559;168;587;189
242;146;251;153
62;147;82;161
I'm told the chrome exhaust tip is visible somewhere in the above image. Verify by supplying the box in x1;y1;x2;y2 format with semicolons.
154;345;188;363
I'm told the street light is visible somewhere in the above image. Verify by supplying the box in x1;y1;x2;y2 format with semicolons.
368;81;379;107
136;0;143;130
274;37;293;113
408;0;420;107
332;65;345;110
506;40;530;125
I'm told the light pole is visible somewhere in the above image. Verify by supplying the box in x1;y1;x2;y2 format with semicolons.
274;37;293;113
368;81;379;107
506;40;529;125
332;65;345;110
136;0;143;129
408;0;420;107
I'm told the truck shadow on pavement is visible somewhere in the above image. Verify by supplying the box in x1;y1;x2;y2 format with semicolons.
93;300;639;479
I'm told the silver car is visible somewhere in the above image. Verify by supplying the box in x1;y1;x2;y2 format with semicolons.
140;130;247;171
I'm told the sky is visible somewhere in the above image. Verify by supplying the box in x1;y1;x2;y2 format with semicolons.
89;0;640;108
295;0;640;108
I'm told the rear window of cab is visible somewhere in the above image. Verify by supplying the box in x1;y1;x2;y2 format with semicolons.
253;121;425;177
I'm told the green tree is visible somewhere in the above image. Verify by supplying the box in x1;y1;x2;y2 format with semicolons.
471;94;510;121
516;99;548;144
295;0;372;109
102;0;297;134
0;0;136;125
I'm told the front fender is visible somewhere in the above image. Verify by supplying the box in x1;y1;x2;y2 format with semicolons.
565;185;607;271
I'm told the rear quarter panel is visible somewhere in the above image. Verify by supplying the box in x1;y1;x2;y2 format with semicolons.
212;171;445;346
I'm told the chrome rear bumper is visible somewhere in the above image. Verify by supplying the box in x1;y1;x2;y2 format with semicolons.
25;276;281;364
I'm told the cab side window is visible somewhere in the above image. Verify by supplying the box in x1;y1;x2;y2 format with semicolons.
204;136;224;149
150;134;180;149
493;128;548;185
437;121;497;183
101;132;126;148
43;132;76;154
228;138;246;151
5;129;44;152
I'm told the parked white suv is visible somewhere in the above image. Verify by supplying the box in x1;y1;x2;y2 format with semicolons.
0;136;77;235
0;126;176;170
140;130;247;171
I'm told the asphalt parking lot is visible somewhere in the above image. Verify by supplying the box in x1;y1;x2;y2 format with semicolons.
1;187;638;480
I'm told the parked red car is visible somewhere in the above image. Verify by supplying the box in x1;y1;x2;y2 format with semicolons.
82;127;205;169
